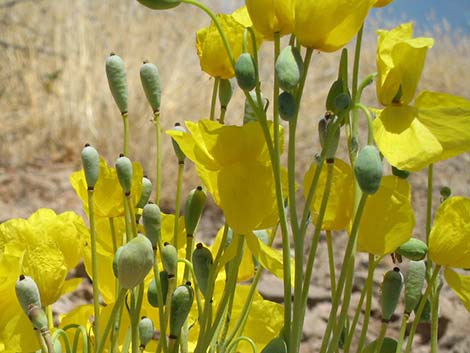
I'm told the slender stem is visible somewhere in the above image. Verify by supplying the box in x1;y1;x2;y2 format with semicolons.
431;283;440;353
373;321;388;353
351;26;364;143
154;111;163;205
87;189;100;349
356;259;375;353
209;78;220;121
109;218;118;254
395;313;410;353
354;103;374;145
36;329;49;353
126;195;138;239
326;231;336;296
173;162;184;277
96;289;127;353
219;107;227;124
178;258;203;316
131;285;144;353
226;336;258;353
122;112;130;157
152;252;168;353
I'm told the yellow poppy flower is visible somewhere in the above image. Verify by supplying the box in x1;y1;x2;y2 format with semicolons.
303;159;354;231
70;157;143;219
168;119;285;234
294;0;375;52
357;176;415;255
374;0;394;8
196;6;263;78
246;0;294;39
444;268;470;311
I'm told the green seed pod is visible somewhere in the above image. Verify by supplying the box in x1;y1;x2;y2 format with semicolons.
169;282;194;338
318;114;340;161
416;295;431;323
219;78;234;109
192;243;213;298
142;203;161;248
244;91;267;124
139;316;154;348
113;246;125;278
115;155;133;195
235;53;257;91
404;260;426;314
440;186;452;201
81;144;100;189
140;62;162;113
362;337;397;353
15;275;41;316
354;145;383;194
395;238;428;261
261;336;287;353
275;46;303;92
117;235;154;289
161;243;178;277
105;54;128;114
147;271;168;307
278;91;297;121
27;304;49;331
136;177;153;210
325;79;351;115
391;166;410;179
381;267;404;322
136;0;181;10
184;186;207;236
170;123;187;163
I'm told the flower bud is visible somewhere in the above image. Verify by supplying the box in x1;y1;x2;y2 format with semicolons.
147;271;168;307
117;235;154;289
113;246;125;278
142;203;161;249
219;79;234;109
235;53;257;91
354;145;382;195
140;62;162;113
395;238;427;261
28;304;49;331
106;54;128;114
261;336;287;353
440;186;452;201
81;144;100;189
136;177;153;209
244;91;268;124
169;282;194;338
381;267;403;322
278;91;297;121
139;316;154;348
275;46;303;92
184;186;207;236
404;260;426;314
162;243;178;277
170;123;187;163
136;0;180;10
15;275;41;316
318;114;340;161
115;155;133;195
192;243;213;298
391;166;410;179
326;79;351;115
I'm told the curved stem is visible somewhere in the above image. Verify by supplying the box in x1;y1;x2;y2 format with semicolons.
226;336;257;353
351;26;364;144
354;103;374;145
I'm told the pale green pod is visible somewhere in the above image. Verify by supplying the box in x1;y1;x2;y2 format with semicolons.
244;91;267;124
184;186;207;236
137;0;180;10
136;177;153;209
278;91;297;121
115;155;133;195
392;166;410;179
140;62;162;113
192;243;213;298
117;235;154;289
318;114;340;161
396;238;428;261
53;338;62;353
139;316;154;348
169;283;194;338
105;54;128;114
219;78;234;109
15;275;41;316
161;243;178;277
404;260;426;314
113;246;125;278
381;267;404;322
170;123;187;163
275;46;303;92
235;53;257;91
261;336;287;353
147;271;168;307
28;304;49;331
81;144;100;189
354;145;383;195
362;337;397;353
142;203;161;249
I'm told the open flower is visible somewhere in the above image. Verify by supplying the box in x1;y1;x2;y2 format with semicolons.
294;0;375;52
168;119;285;234
373;23;470;171
246;0;294;39
196;6;263;79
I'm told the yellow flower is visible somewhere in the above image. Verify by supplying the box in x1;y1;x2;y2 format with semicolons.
303;159;354;231
196;6;263;78
246;0;294;39
357;176;415;255
294;0;375;52
444;268;470;311
168;119;285;234
374;0;394;7
70;156;143;218
373;23;470;171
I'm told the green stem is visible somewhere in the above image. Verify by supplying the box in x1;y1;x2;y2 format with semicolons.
177;258;203;316
209;78;220;121
354;103;374;145
395;313;409;353
96;289;127;353
173;162;184;277
431;283;440;353
131;284;144;353
326;230;336;296
154;111;163;205
351;26;364;144
122;112;130;157
152;252;168;353
219;107;227;124
226;337;257;353
87;189;101;349
373;321;388;353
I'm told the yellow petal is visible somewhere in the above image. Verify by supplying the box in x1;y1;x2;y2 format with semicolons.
376;23;434;106
374;0;394;7
429;197;470;268
295;0;375;52
415;91;470;161
357;176;415;255
373;105;442;171
303;159;354;231
0;218;37;252
246;0;294;39
444;268;470;311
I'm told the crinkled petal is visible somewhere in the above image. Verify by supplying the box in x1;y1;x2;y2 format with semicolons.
246;0;294;39
429;197;470;268
444;268;470;311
